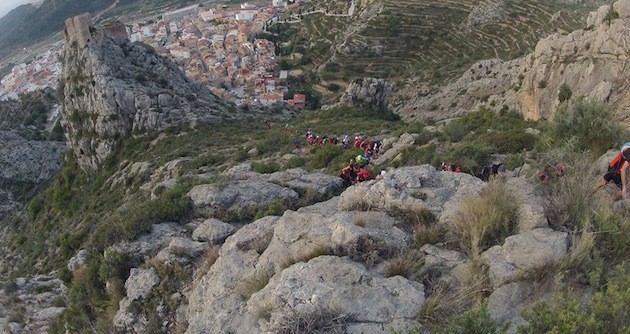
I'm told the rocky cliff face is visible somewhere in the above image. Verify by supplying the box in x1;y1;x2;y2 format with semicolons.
0;133;66;221
394;0;630;124
61;14;239;171
340;77;392;111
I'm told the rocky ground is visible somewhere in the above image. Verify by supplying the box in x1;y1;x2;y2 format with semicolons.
0;131;66;220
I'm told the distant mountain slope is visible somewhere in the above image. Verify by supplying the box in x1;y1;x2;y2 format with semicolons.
286;0;598;85
0;0;200;60
0;0;120;58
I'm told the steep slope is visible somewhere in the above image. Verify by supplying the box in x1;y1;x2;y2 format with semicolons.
394;0;630;124
60;15;246;171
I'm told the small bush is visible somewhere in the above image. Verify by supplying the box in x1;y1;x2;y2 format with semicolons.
252;161;281;174
449;178;519;257
284;156;306;169
558;83;572;103
390;144;436;168
437;300;508;334
518;265;630;333
504;153;525;170
309;144;343;169
552;98;625;155
478;130;537;154
538;80;548;89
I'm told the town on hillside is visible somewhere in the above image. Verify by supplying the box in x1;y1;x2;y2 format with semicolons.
0;0;320;109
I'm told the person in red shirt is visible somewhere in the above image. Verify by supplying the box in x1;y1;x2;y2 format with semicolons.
587;142;630;200
356;168;371;182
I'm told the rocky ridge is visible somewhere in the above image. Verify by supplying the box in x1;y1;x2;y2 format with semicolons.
99;162;577;334
60;15;260;172
394;0;630;125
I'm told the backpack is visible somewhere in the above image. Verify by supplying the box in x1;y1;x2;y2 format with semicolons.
609;153;627;175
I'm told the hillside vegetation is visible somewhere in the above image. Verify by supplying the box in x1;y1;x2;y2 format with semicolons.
281;0;593;85
2;97;628;332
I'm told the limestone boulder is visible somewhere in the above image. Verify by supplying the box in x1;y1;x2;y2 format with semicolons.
164;237;210;258
248;256;425;333
261;168;344;195
488;282;536;330
192;218;236;245
114;267;160;331
188;180;299;217
110;223;187;264
340;77;392;111
504;177;548;231
338;165;485;225
481;228;569;288
186;200;416;333
67;249;88;271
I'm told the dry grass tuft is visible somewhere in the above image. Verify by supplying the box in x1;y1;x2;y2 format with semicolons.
280;244;332;270
236;269;274;300
419;260;490;328
449;178;519;257
384;249;424;279
273;306;347;334
195;247;220;280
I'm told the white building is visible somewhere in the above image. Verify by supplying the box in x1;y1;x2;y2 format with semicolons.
130;32;143;42
236;12;255;21
163;4;200;21
200;9;216;22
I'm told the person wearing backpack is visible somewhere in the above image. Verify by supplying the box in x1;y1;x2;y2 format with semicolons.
587;142;630;200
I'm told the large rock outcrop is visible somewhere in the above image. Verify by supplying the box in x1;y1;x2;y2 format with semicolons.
395;0;630;125
61;14;240;171
341;77;392;111
0;131;66;220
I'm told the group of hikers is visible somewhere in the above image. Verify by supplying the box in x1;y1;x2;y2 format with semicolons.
295;127;630;201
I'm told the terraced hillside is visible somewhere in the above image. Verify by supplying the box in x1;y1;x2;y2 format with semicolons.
286;0;594;85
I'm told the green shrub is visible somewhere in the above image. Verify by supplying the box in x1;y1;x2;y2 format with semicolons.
504;153;525;170
442;142;495;173
328;83;341;92
558;83;572;103
438;301;508;334
538;79;548;89
309;144;343;169
552;98;625;155
518;265;630;334
390;144;436;168
284;156;306;169
478;130;537;154
252;161;281;174
449;177;519;257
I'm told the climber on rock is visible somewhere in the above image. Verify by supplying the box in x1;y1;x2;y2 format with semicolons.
587;142;630;201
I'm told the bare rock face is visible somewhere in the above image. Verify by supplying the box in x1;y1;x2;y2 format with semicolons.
60;14;239;171
460;1;508;32
481;228;570;288
0;274;66;333
0;131;66;220
185;206;420;334
114;268;160;332
395;0;630;125
248;256;425;334
341;77;392;111
338;165;486;224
